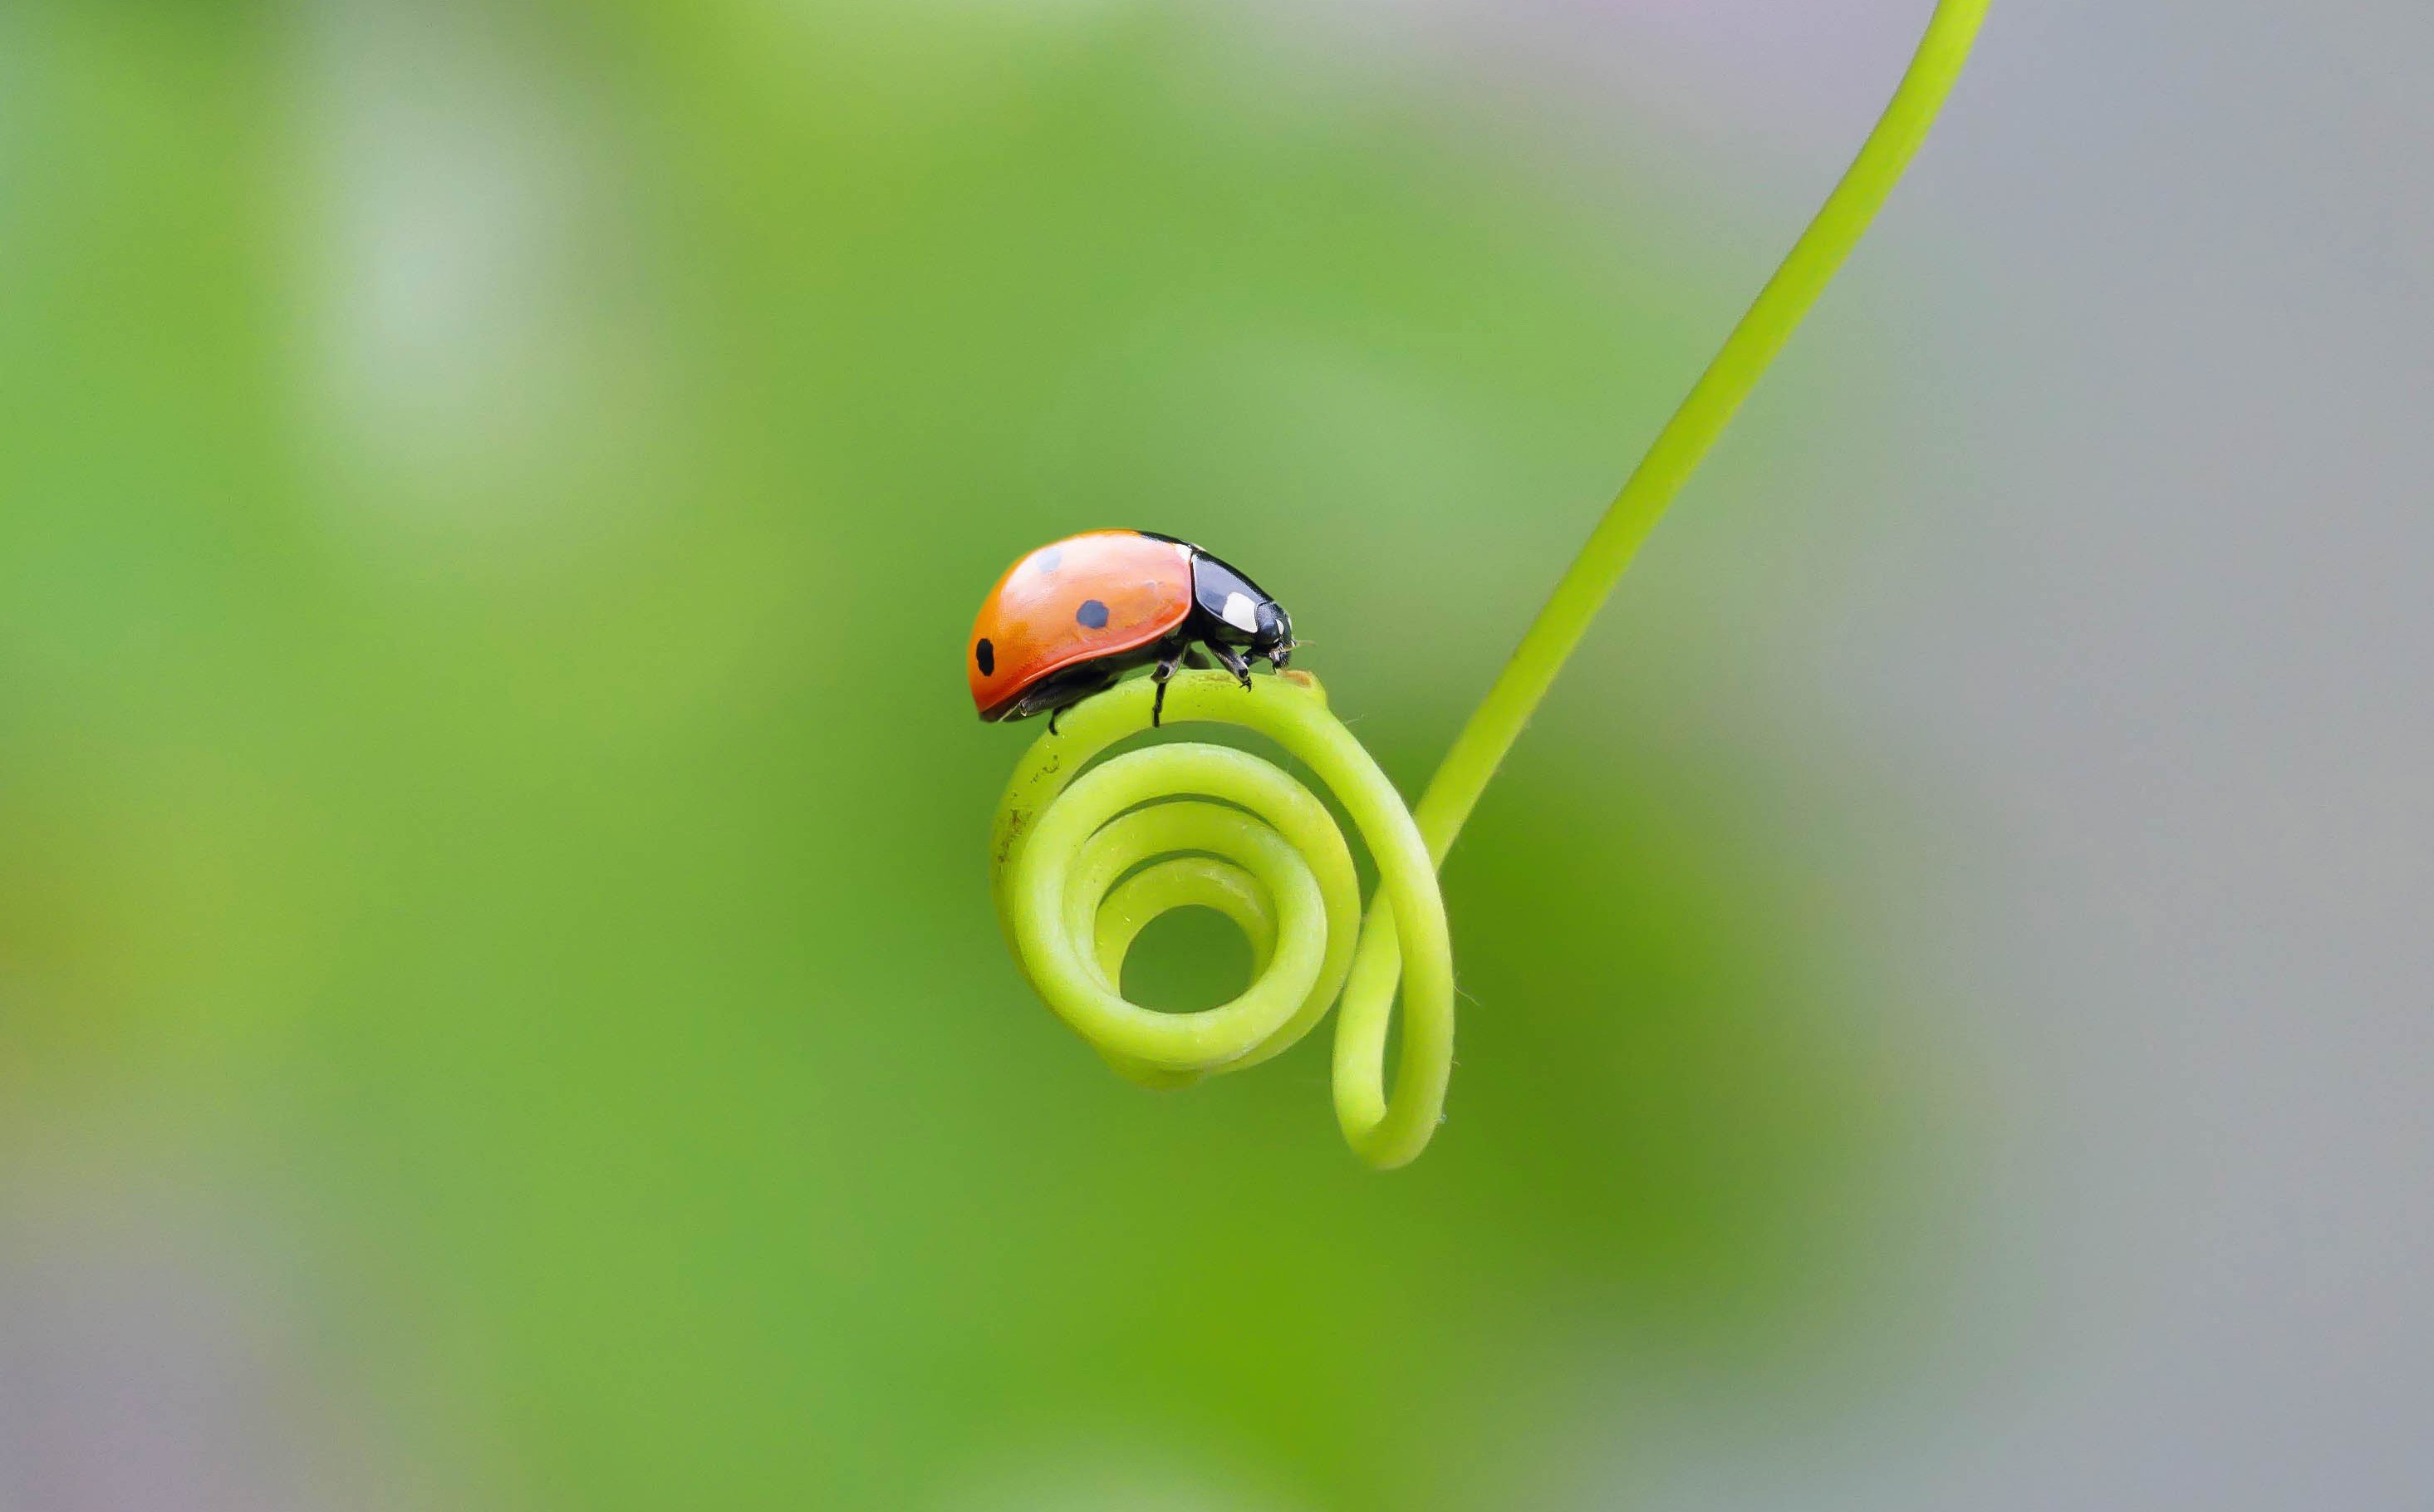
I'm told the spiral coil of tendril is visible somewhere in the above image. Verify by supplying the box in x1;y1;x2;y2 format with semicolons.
990;669;1451;1170
988;0;1986;1168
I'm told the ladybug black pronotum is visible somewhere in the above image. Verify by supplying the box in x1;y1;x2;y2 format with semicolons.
968;530;1295;732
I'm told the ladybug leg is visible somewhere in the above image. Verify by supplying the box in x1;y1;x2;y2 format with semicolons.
1210;643;1254;690
1019;665;1121;735
1150;652;1183;727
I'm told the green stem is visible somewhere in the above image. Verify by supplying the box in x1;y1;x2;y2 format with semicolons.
991;0;1985;1169
1411;0;1989;858
992;670;1453;1163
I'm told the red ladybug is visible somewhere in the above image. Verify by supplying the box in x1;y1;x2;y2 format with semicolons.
969;530;1295;731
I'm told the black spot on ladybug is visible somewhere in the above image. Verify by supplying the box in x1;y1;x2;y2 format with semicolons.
1076;599;1109;629
1034;547;1062;573
974;638;995;675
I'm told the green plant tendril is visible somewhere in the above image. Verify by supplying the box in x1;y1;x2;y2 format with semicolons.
990;0;1987;1168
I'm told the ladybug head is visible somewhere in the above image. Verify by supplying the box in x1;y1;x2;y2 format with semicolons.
1254;600;1294;670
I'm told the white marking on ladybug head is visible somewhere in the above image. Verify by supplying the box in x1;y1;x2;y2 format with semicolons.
1219;591;1260;632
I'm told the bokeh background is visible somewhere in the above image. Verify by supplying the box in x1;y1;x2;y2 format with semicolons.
4;1;2428;1508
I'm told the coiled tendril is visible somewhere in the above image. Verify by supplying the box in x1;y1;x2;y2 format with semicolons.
991;0;1987;1168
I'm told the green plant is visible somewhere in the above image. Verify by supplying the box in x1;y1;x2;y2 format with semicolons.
991;0;1989;1168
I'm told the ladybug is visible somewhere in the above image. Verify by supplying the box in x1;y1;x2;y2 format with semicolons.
969;530;1295;731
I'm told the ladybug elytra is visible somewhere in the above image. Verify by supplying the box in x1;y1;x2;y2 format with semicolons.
969;530;1295;731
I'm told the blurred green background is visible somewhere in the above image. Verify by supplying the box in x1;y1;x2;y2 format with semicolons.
3;3;1970;1509
18;0;2433;1506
